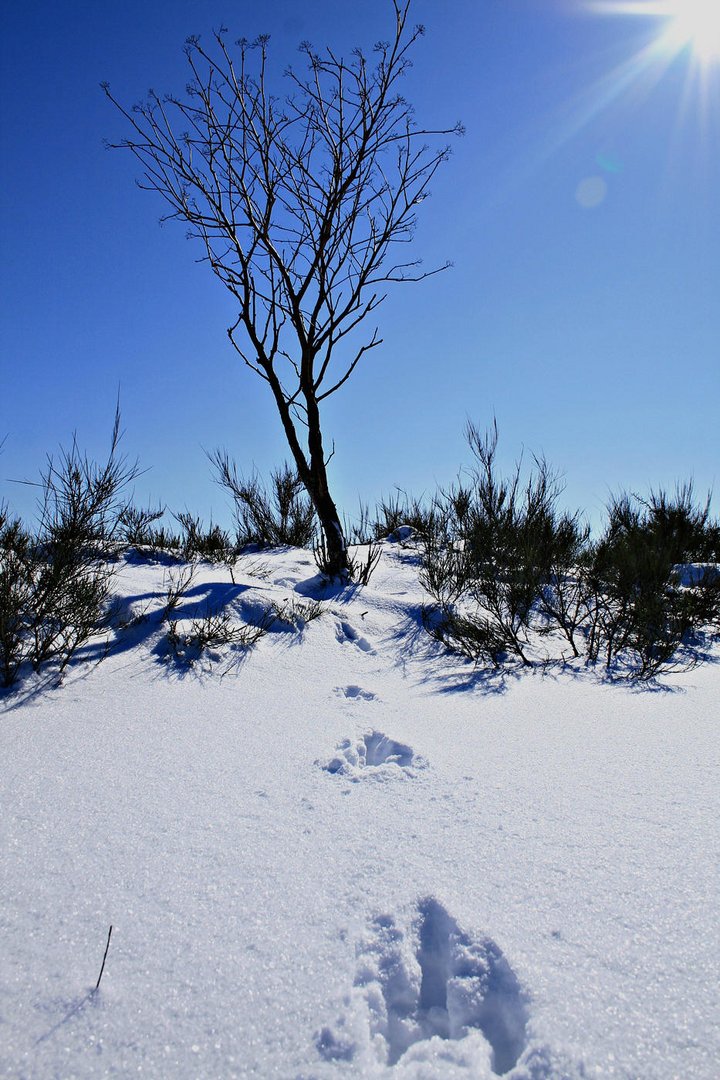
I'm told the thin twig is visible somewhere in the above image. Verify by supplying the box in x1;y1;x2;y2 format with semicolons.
94;925;113;992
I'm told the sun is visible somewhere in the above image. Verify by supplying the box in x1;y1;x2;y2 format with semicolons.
563;1;720;154
591;1;720;64
661;0;720;62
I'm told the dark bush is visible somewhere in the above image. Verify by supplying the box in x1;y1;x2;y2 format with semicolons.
419;428;718;680
371;491;433;541
0;510;34;687
586;489;720;678
346;491;433;546
421;423;588;665
173;512;236;564
0;411;138;688
119;504;166;547
211;453;316;549
641;482;714;561
120;506;240;565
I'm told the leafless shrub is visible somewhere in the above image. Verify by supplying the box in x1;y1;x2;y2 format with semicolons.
314;535;382;585
421;427;719;680
119;504;166;547
0;410;138;688
584;488;720;679
166;604;271;665
173;511;236;564
422;604;513;667
421;422;584;666
239;557;272;581
270;596;325;629
349;543;383;586
161;564;197;620
211;453;316;550
344;502;374;545
0;510;34;688
372;490;433;541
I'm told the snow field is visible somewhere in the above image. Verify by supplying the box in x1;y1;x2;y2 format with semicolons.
1;542;719;1078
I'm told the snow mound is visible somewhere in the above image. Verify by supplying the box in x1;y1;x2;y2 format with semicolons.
674;562;720;587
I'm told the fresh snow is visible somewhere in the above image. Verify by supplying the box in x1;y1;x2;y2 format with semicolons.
1;541;719;1079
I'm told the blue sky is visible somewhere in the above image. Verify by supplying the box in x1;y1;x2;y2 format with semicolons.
2;0;718;532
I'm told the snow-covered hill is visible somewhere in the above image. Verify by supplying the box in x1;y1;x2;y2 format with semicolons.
2;541;718;1078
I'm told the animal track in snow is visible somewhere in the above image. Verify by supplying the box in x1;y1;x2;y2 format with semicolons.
335;898;529;1073
335;619;375;654
320;731;426;779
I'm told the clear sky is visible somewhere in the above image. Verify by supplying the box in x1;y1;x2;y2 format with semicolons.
2;0;718;532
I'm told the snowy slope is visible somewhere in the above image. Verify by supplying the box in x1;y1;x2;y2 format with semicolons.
1;541;719;1079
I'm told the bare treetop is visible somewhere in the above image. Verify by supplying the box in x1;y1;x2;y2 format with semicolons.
104;0;461;576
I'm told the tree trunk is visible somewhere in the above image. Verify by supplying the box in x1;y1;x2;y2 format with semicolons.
305;390;349;578
265;365;349;578
310;480;348;578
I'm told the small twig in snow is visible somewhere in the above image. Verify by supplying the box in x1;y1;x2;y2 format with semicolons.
94;925;113;992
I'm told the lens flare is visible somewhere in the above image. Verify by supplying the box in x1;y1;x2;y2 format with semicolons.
663;0;720;61
590;1;720;64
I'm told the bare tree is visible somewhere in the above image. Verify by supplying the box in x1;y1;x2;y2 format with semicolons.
103;0;461;577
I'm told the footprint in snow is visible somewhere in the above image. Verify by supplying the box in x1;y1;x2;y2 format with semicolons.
320;731;426;779
335;619;375;654
317;898;530;1074
335;684;378;701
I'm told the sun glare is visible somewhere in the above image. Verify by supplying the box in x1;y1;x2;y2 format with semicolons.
662;0;720;61
557;3;720;176
591;1;720;63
